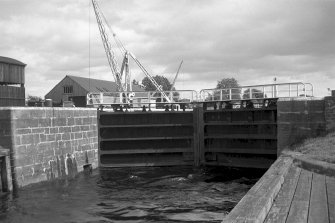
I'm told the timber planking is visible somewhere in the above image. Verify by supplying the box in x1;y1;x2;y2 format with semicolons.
326;176;335;223
308;173;329;223
264;166;334;223
222;156;292;223
225;158;335;223
99;106;278;168
98;110;195;167
285;169;313;223
204;107;277;168
264;166;301;223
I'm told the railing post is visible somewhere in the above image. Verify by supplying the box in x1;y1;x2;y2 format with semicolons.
302;83;306;97
100;92;103;104
289;84;291;97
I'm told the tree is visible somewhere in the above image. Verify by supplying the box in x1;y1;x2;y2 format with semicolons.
214;77;241;100
243;89;266;99
216;78;239;89
141;75;172;92
132;79;139;85
27;95;43;107
27;95;42;102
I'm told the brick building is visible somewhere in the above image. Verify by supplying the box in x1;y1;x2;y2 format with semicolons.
45;75;144;107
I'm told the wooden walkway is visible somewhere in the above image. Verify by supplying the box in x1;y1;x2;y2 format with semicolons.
265;166;335;223
222;156;335;223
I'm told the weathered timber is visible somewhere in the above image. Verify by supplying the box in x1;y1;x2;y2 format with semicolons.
286;169;313;223
98;111;194;167
264;166;301;223
222;156;292;223
308;173;329;223
0;60;25;84
206;155;275;169
326;176;335;223
204;148;277;155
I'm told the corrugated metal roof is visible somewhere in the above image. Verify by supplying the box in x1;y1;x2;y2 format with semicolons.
0;56;26;66
67;75;145;93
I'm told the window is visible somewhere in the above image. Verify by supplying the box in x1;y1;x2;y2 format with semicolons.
63;85;73;94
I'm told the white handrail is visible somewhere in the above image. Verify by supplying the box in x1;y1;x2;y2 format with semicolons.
86;82;315;108
87;90;198;107
199;82;314;102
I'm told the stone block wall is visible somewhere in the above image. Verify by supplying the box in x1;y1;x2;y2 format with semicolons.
277;98;326;155
324;95;335;132
0;107;98;188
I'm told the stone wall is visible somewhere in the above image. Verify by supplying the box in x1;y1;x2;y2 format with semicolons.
324;95;335;132
277;98;326;155
0;107;98;188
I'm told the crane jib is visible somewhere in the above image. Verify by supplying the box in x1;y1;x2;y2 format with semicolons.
91;0;171;103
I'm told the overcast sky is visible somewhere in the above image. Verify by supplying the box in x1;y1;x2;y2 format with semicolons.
1;0;334;97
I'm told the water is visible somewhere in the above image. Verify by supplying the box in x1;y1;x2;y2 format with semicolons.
0;166;263;223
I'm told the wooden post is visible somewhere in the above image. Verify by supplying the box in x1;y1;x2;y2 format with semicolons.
193;105;204;167
193;107;200;166
198;106;205;165
0;150;13;192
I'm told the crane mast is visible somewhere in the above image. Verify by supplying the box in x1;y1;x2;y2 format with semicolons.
91;0;171;103
91;0;128;92
171;60;183;90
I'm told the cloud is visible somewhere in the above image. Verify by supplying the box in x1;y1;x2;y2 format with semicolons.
0;0;334;97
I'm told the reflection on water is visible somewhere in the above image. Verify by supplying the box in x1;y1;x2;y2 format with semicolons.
0;166;263;223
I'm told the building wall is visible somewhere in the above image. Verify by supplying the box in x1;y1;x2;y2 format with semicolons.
277;98;326;155
0;107;98;188
45;76;87;104
0;60;25;107
0;62;25;84
0;86;25;106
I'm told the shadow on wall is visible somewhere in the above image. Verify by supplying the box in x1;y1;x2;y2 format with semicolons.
0;107;99;190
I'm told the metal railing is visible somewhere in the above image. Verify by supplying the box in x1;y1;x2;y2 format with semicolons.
87;82;314;109
87;90;198;108
199;82;314;102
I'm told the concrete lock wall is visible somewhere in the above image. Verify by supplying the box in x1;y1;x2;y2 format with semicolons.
277;98;326;155
0;107;98;188
324;95;335;132
1;95;335;189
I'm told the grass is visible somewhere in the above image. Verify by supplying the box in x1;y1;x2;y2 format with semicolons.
291;131;335;164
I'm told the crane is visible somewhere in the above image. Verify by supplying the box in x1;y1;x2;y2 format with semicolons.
91;0;128;92
170;60;183;91
91;0;171;103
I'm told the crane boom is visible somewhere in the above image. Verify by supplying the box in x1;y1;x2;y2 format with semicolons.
91;0;171;103
171;60;183;90
129;53;171;102
91;0;124;91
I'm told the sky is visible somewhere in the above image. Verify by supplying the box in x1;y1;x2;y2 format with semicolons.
0;0;334;97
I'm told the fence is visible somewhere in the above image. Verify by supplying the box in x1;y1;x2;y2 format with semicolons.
87;90;198;109
200;82;314;102
86;82;314;109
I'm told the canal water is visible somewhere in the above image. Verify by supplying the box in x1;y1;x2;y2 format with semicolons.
0;166;264;223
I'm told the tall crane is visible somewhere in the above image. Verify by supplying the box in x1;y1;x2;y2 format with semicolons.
91;0;129;92
170;60;183;91
91;0;171;103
